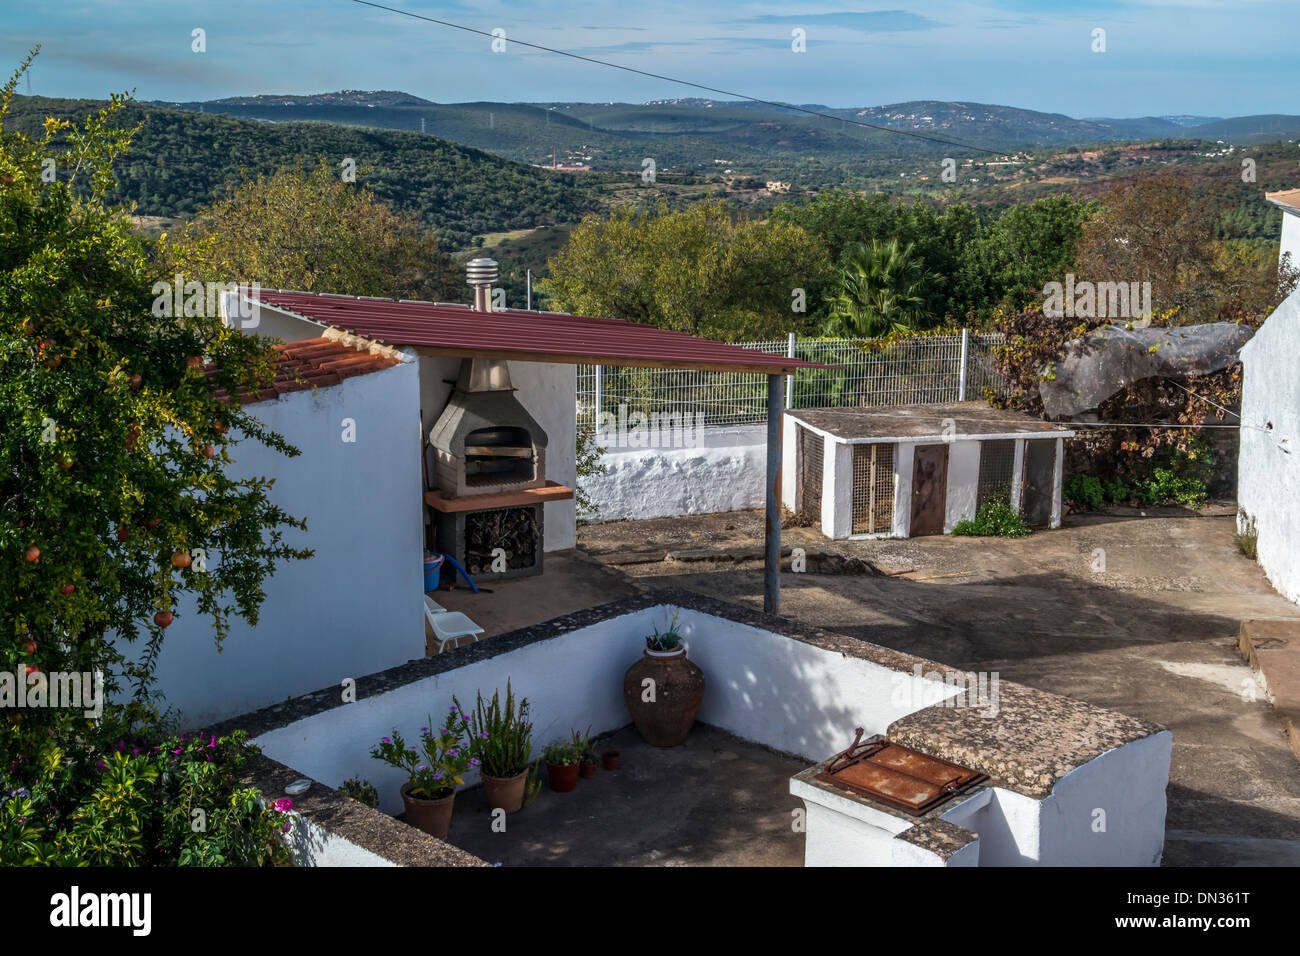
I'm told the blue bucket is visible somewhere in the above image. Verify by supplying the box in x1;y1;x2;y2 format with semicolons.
423;553;444;591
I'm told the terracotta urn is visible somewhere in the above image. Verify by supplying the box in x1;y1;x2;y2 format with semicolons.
401;783;455;839
481;768;528;814
623;644;705;747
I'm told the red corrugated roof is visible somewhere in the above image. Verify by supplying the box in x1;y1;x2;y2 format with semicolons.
207;336;401;405
247;290;828;375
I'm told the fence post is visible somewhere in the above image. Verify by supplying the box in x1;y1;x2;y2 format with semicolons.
958;328;969;402
786;332;795;409
594;365;603;434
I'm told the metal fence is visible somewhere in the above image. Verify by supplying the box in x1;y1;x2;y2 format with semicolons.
576;331;1006;429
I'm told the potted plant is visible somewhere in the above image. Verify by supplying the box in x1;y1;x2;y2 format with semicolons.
623;610;705;747
455;680;533;813
370;708;472;839
576;728;599;778
601;749;621;771
543;738;583;793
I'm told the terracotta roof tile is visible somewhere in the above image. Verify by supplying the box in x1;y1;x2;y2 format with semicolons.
208;338;399;406
1266;189;1300;213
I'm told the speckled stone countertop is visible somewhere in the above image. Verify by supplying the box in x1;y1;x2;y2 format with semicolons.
896;818;980;859
888;682;1164;798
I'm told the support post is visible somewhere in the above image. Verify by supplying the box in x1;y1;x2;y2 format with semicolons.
526;269;533;310
958;327;970;402
765;374;785;615
594;364;603;432
786;332;796;410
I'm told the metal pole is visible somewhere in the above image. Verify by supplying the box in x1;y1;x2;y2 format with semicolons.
526;269;532;310
764;373;784;616
786;332;795;410
958;327;970;402
594;365;604;433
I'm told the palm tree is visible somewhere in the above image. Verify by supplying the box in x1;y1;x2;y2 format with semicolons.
825;238;937;337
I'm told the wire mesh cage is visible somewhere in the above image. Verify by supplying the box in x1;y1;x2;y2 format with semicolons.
975;439;1017;510
798;427;824;525
852;443;896;535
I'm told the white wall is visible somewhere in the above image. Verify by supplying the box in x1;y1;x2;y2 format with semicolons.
417;356;576;551
146;358;427;728
583;425;768;522
1280;211;1300;272
1238;292;1300;604
943;440;981;533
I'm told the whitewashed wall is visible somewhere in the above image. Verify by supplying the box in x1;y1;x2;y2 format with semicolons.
145;358;427;727
582;425;767;522
1239;291;1300;604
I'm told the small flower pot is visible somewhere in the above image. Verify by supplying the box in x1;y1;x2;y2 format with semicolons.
546;761;580;793
579;760;598;779
481;768;529;813
401;782;455;839
602;750;621;771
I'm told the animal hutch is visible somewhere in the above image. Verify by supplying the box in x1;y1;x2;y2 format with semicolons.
782;403;1075;539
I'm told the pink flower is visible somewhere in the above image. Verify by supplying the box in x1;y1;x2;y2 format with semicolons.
274;797;293;813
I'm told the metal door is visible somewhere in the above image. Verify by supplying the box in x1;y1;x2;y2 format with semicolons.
1021;440;1055;527
909;444;949;536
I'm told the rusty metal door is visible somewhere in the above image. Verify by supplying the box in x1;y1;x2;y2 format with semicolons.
1021;440;1055;527
909;444;948;536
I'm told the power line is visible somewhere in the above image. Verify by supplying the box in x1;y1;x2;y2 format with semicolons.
349;0;1006;157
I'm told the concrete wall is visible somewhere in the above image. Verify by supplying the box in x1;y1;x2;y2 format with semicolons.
417;355;576;551
147;357;427;728
1280;211;1300;271
1239;291;1300;604
583;425;767;522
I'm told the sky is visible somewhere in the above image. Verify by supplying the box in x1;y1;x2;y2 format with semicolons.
3;1;1296;119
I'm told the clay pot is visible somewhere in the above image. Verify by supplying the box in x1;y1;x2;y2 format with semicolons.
602;750;621;771
547;761;580;793
401;782;455;839
579;760;597;779
624;645;705;747
481;768;528;813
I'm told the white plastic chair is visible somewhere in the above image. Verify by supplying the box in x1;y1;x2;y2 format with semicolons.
424;594;484;654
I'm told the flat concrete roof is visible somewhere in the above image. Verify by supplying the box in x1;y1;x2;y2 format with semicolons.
785;403;1075;442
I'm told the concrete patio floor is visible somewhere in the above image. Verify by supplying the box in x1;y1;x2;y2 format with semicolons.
579;504;1300;867
447;725;806;867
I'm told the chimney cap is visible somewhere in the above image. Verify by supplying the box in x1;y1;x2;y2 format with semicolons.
466;258;499;286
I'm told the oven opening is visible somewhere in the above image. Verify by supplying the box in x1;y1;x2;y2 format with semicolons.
463;426;535;487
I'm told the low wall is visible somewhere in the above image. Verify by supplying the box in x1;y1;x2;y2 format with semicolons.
581;425;766;522
224;589;1170;867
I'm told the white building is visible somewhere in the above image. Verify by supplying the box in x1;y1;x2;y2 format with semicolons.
1237;190;1300;604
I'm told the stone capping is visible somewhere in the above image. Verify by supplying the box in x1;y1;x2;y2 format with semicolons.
242;751;488;868
210;587;1166;804
896;818;980;859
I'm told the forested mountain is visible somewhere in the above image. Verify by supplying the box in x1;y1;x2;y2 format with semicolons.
7;95;602;249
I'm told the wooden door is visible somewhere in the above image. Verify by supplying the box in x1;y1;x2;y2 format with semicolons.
909;444;949;536
1021;440;1055;527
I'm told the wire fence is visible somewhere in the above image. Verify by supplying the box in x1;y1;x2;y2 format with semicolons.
576;331;1007;429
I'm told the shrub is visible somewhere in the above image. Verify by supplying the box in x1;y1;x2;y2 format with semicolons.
1065;475;1104;510
454;681;533;779
952;500;1032;538
0;728;293;866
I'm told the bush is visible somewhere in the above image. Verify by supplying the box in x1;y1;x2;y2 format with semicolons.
0;728;293;866
1065;475;1104;510
339;776;379;808
952;500;1032;538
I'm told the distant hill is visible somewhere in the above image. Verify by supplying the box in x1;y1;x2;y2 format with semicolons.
8;95;601;249
162;92;1300;185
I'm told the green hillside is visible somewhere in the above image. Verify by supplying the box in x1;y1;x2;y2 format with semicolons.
8;95;602;249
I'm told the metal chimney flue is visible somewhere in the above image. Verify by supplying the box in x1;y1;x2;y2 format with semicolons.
466;257;498;313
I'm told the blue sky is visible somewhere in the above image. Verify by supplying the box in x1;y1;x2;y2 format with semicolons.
4;1;1296;118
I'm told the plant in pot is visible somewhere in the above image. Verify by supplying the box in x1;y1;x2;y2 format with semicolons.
455;680;533;813
624;610;705;747
575;727;599;779
543;739;583;793
370;708;472;839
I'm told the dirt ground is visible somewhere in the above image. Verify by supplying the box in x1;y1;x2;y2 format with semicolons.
579;503;1300;867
